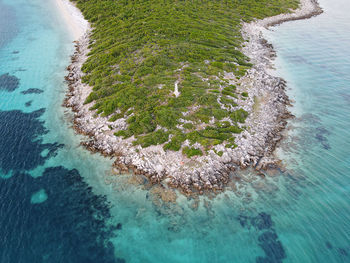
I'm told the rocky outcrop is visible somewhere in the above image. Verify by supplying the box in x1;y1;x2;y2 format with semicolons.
64;0;322;194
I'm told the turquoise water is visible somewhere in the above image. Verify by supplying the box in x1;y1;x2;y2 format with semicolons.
0;0;349;262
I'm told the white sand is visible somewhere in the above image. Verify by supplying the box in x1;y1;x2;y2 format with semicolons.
54;0;89;40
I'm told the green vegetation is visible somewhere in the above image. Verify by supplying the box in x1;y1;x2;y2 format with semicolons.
241;92;249;97
182;147;203;158
72;0;299;154
214;150;224;157
132;130;169;148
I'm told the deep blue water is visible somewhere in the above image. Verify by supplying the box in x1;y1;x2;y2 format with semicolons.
0;0;118;262
0;0;349;262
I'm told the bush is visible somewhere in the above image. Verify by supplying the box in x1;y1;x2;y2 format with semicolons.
230;109;249;123
133;130;169;148
163;134;186;151
155;106;180;129
182;147;203;158
183;123;194;130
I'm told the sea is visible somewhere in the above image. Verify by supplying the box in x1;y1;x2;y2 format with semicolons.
0;0;349;262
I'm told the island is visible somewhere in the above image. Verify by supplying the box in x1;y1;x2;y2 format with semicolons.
64;0;322;194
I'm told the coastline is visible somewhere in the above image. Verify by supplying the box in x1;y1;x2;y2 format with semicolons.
53;0;89;40
62;0;322;194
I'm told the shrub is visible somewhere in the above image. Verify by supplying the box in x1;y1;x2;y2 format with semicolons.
163;134;186;151
230;109;249;123
183;123;194;130
133;130;169;148
182;147;203;158
155;106;180;129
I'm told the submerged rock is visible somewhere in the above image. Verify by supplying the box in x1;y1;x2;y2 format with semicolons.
25;100;33;107
325;241;333;249
0;73;20;92
338;248;348;256
21;88;44;94
251;212;273;230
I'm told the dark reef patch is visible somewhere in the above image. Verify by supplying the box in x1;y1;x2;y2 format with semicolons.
12;50;19;54
315;127;331;150
298;114;332;150
237;212;273;230
237;215;250;228
256;231;286;263
0;166;118;263
338;248;348;256
0;109;63;174
21;88;44;94
251;212;273;230
285;55;310;65
258;231;278;243
0;73;20;92
237;212;286;263
325;241;333;249
25;100;33;107
14;68;26;72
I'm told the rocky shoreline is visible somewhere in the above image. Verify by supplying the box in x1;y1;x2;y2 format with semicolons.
63;0;322;194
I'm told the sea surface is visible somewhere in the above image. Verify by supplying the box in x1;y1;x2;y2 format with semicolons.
0;0;349;262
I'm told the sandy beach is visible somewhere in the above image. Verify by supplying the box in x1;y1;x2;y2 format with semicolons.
54;0;89;40
61;0;322;194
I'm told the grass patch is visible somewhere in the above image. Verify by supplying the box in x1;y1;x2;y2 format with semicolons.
182;147;203;158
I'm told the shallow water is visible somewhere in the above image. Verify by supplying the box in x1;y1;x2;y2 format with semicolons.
0;0;349;262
